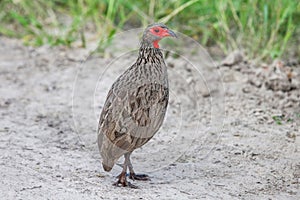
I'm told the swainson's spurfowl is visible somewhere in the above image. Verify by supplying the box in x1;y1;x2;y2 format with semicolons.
98;23;177;188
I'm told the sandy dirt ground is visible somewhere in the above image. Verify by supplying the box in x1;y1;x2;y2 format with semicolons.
0;31;300;200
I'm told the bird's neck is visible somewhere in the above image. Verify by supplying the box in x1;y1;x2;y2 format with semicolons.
136;41;164;65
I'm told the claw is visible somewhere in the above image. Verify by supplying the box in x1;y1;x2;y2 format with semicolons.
129;173;150;181
113;180;138;189
113;171;139;188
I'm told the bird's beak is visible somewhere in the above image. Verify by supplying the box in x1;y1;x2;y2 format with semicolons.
167;29;177;38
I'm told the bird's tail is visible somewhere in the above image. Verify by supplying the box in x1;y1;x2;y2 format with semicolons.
102;162;113;172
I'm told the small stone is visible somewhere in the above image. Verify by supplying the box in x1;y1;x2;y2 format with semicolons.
286;132;296;139
242;86;251;93
186;76;194;84
221;50;244;66
248;79;262;88
201;88;210;97
96;173;105;178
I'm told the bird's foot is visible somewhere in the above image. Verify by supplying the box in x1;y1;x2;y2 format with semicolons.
129;173;150;181
113;172;139;189
113;180;138;189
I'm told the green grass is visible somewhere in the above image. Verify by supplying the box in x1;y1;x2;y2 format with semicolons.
272;113;300;125
0;0;299;61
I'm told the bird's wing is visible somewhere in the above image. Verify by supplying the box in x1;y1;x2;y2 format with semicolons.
98;80;168;159
127;82;168;127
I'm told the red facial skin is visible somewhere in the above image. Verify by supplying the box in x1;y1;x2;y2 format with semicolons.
149;26;172;48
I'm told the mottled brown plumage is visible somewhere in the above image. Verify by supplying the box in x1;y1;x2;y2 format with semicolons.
98;23;176;188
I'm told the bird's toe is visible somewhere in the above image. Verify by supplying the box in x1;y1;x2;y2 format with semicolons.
129;173;150;181
113;180;139;189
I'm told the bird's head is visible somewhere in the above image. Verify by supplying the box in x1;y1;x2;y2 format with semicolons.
142;23;177;49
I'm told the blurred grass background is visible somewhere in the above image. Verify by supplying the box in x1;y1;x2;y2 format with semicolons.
0;0;299;61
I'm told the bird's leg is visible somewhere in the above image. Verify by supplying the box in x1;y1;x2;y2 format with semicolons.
113;153;138;188
126;153;150;181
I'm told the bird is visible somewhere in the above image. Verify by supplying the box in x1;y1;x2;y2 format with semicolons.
97;23;177;188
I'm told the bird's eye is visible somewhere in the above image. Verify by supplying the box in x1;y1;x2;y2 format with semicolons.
154;29;159;33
